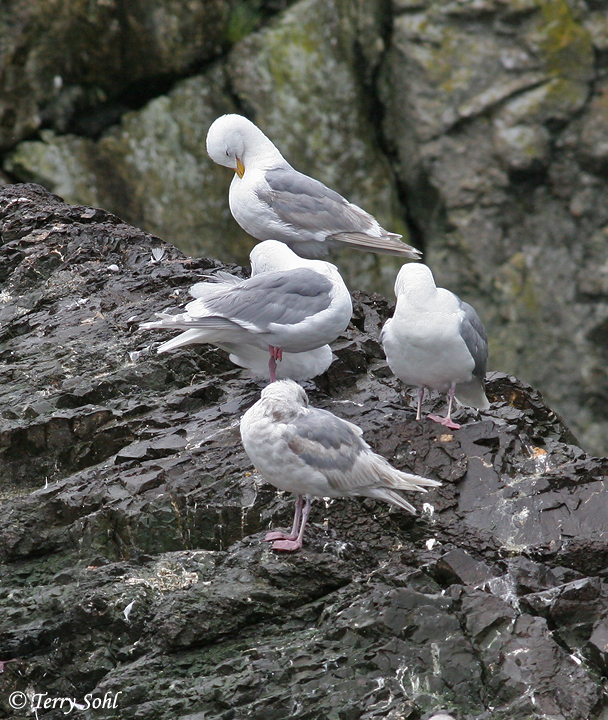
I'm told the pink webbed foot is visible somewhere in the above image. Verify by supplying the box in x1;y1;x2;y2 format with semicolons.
427;413;461;430
271;538;303;552
264;530;297;542
263;495;310;552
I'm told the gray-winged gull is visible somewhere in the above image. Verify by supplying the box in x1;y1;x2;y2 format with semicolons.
140;240;351;383
380;263;490;429
145;266;334;381
240;379;441;551
206;114;422;260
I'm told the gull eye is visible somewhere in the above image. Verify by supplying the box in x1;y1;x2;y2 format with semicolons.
225;149;230;157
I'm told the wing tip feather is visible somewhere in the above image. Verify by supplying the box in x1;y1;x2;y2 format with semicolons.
328;231;422;258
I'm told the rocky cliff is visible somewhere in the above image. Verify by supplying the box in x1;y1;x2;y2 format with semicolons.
1;184;608;720
0;0;607;456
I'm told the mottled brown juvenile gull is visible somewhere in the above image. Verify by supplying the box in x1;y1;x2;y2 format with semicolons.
140;240;351;382
240;380;441;551
380;263;489;430
206;114;422;260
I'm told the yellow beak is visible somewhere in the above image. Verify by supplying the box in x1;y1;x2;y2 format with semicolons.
235;157;245;179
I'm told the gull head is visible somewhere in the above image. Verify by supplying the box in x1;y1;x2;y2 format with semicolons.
249;239;303;274
394;261;436;299
260;379;309;410
206;114;283;177
249;240;343;287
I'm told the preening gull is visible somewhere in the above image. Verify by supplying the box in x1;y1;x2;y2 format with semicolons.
141;240;351;382
206;114;422;260
145;267;334;381
240;380;441;551
380;263;490;430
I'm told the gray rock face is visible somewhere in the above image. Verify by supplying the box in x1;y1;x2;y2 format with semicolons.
379;0;608;455
3;0;608;456
1;184;608;720
0;0;231;149
5;69;252;263
2;0;410;297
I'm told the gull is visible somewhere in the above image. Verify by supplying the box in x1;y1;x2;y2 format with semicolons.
206;113;422;260
381;263;490;430
240;380;441;551
182;270;334;380
140;240;351;382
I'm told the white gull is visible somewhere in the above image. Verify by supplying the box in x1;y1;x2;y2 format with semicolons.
240;379;441;551
380;263;490;429
206;114;422;260
140;240;351;382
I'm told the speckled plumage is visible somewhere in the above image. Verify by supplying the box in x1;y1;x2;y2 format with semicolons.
240;380;440;551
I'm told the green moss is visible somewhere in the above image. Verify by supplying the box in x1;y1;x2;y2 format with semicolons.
265;17;322;90
435;29;468;93
406;23;456;91
498;252;540;315
226;1;264;45
540;75;589;114
3;130;100;207
537;0;593;82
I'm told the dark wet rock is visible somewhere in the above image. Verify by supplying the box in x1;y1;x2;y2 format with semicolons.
432;548;494;588
1;184;608;719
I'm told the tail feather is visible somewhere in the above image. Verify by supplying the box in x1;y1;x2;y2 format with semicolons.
139;312;176;330
156;328;213;354
358;456;440;513
142;315;237;332
190;272;242;298
327;231;422;259
140;314;251;354
371;454;441;493
362;487;418;514
455;378;490;410
390;468;442;491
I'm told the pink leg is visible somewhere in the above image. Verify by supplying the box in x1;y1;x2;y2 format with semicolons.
271;496;312;552
428;383;461;430
268;356;277;383
268;345;283;383
265;494;303;542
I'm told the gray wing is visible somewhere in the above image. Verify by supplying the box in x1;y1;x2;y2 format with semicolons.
459;301;488;379
286;407;439;500
194;268;332;331
190;271;242;298
259;167;381;236
287;408;365;476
